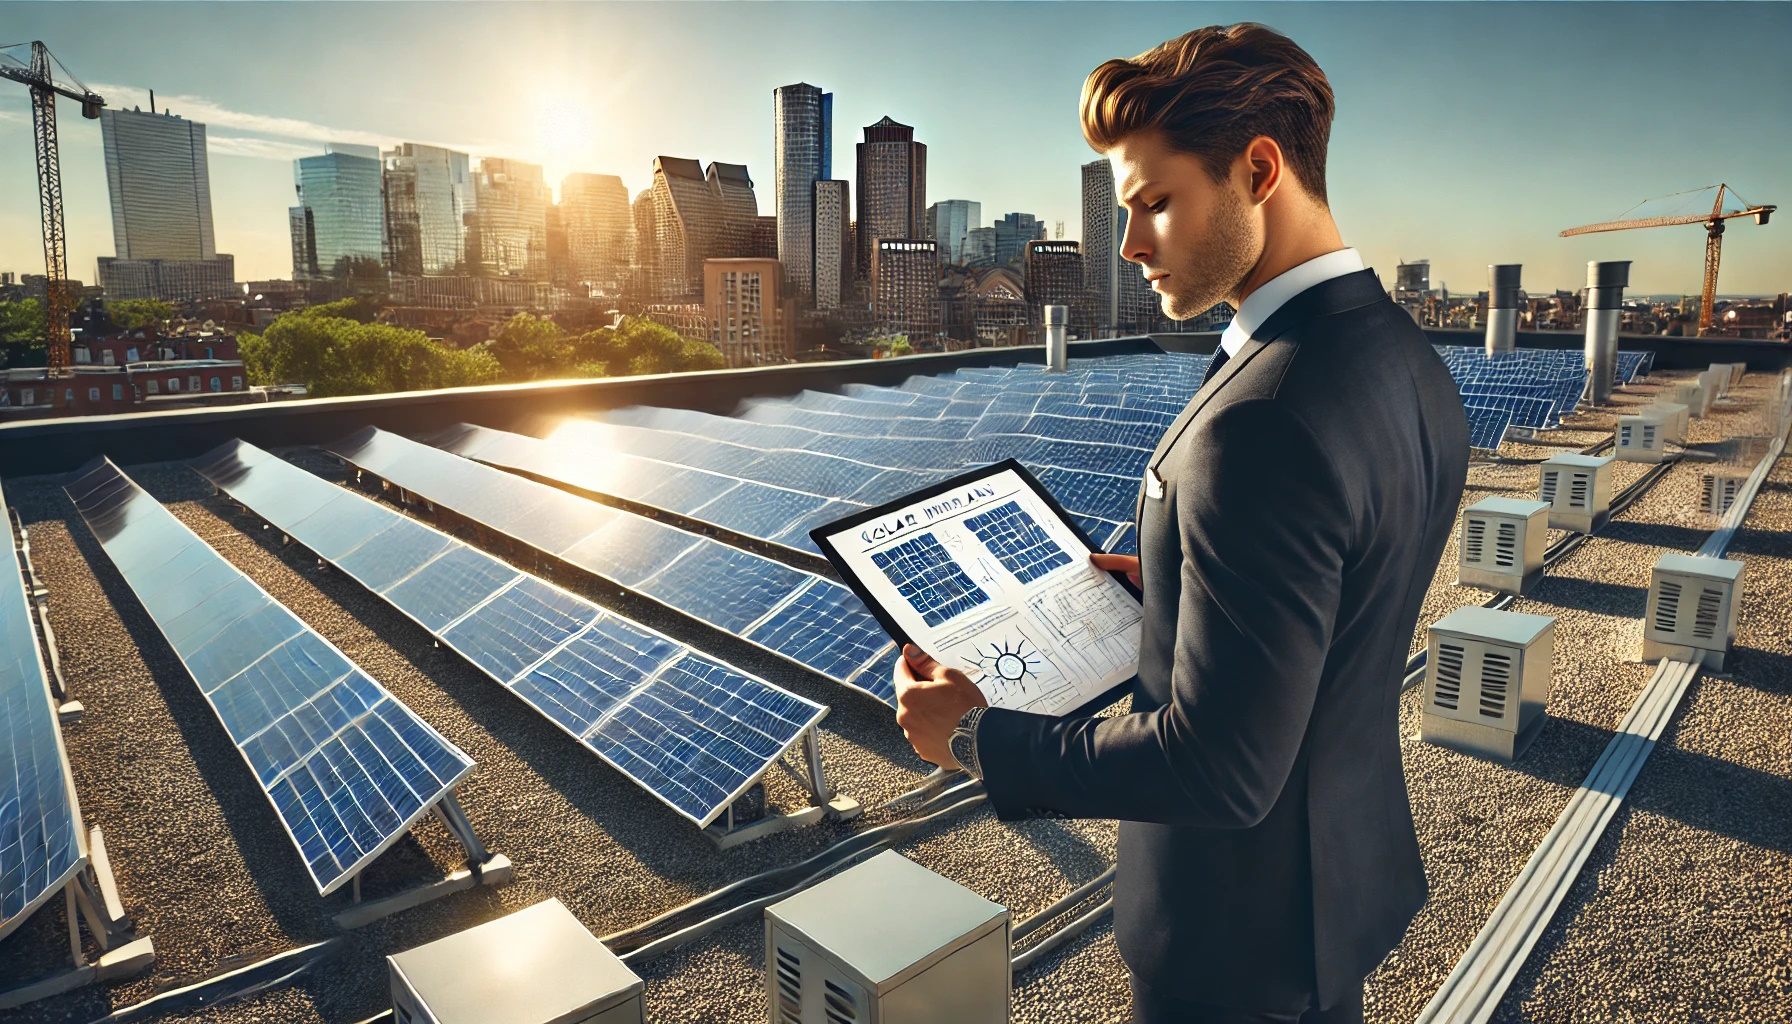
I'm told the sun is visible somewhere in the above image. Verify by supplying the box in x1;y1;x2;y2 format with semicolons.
534;95;595;180
968;637;1043;691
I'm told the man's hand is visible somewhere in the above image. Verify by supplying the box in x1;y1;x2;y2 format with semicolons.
894;643;988;769
1090;552;1141;588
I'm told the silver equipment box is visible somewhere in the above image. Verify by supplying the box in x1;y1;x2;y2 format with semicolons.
765;850;1010;1023
389;898;644;1024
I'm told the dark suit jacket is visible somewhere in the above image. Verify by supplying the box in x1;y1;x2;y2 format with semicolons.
976;268;1469;1012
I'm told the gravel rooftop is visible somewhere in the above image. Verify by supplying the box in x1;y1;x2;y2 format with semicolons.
1;366;1787;1023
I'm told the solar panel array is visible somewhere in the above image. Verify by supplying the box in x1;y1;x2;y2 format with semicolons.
870;533;991;627
439;352;1211;561
190;441;827;828
0;478;85;940
964;501;1074;583
1435;345;1652;447
326;427;899;705
63;458;473;896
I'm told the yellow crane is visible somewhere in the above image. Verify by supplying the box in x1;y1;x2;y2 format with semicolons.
0;41;105;374
1560;183;1774;336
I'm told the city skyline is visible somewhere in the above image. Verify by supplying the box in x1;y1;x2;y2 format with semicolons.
0;2;1787;296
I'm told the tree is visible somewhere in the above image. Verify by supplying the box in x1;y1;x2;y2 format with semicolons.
246;309;501;397
483;312;574;382
105;298;173;330
295;295;381;324
0;299;43;347
569;316;724;377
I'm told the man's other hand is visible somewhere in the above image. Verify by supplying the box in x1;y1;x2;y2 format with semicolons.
1090;552;1142;588
894;643;988;769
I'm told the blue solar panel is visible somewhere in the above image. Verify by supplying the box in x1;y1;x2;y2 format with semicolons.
870;533;991;627
965;501;1073;583
0;480;85;941
63;458;472;896
328;428;898;706
191;440;827;827
1463;405;1516;451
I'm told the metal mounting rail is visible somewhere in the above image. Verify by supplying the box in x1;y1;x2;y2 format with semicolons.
1414;429;1783;1024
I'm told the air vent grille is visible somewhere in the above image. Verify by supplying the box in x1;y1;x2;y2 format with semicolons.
1539;469;1558;505
1433;643;1465;711
824;978;860;1024
1618;424;1632;446
1654;579;1682;635
1692;586;1723;641
1464;518;1486;565
1479;649;1512;720
1568;471;1591;510
1494;522;1518;568
775;944;803;1024
1642;424;1657;446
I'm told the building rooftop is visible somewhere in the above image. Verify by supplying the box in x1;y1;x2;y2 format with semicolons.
0;337;1787;1023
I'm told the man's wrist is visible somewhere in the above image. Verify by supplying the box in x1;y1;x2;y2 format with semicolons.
949;706;987;779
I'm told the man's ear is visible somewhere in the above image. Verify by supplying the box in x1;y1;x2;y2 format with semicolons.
1242;135;1283;206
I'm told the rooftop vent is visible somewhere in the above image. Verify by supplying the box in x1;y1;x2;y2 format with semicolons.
1642;553;1744;670
1456;497;1549;595
1484;264;1521;356
1539;452;1613;533
1421;606;1555;763
765;851;1010;1024
388;898;644;1024
1615;412;1668;464
1672;379;1714;419
1699;367;1730;404
1647;401;1689;445
1700;471;1745;517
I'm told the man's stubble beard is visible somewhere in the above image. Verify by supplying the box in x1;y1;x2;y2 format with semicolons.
1159;183;1259;321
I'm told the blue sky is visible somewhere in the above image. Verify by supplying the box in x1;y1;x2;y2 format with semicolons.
1;2;1787;295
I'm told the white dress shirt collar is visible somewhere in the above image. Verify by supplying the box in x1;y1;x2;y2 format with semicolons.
1218;247;1365;358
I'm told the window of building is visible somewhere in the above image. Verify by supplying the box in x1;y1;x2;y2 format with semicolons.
113;384;124;401
126;347;139;362
232;375;243;390
20;389;33;406
102;350;116;365
210;376;222;392
188;375;201;392
73;347;90;364
88;387;100;401
168;377;180;392
146;379;159;395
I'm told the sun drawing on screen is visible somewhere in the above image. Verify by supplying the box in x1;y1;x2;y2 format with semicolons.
968;637;1043;691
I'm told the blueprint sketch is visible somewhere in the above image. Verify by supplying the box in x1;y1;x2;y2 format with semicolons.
824;466;1142;715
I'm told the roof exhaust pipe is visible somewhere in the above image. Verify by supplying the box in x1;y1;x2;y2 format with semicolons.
1583;260;1630;406
1485;264;1521;356
1044;304;1068;372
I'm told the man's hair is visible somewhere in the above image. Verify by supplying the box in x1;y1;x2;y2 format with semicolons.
1080;23;1335;205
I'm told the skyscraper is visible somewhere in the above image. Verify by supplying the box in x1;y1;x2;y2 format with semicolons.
773;83;832;303
100;107;216;260
1024;240;1082;323
646;157;762;301
872;238;939;338
470;157;551;280
924;200;980;265
383;143;475;277
856;117;926;285
97;106;235;301
1081;159;1118;331
291;144;386;281
706;162;761;260
812;179;851;311
560;172;631;291
965;227;997;268
992;212;1046;268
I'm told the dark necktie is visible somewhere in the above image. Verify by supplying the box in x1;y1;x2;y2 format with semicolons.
1199;346;1232;390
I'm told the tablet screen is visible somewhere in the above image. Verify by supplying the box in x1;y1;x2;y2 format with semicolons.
813;460;1142;716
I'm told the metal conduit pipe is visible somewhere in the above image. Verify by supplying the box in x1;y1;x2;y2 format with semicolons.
1012;866;1117;943
1583;260;1630;406
1484;265;1522;357
1012;896;1116;974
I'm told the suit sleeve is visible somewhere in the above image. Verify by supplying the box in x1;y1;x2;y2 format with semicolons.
974;397;1353;828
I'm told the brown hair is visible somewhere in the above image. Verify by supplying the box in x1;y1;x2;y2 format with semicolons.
1080;23;1336;205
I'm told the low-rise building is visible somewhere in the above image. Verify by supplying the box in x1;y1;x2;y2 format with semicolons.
0;358;251;419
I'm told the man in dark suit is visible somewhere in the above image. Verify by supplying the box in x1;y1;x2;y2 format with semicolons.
893;23;1469;1024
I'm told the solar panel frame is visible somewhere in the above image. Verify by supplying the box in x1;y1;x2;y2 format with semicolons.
0;482;88;943
192;441;828;829
62;458;475;896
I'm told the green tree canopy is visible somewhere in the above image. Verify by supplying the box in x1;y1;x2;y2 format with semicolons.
569;316;724;377
105;298;173;330
295;295;383;324
0;299;43;347
484;312;576;382
241;311;501;397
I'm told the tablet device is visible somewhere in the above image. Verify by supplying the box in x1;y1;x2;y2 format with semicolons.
812;459;1142;718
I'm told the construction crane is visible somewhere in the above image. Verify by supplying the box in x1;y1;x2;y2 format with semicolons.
1560;183;1774;336
0;41;104;374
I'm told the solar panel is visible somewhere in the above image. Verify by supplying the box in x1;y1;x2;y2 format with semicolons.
62;458;473;896
963;500;1074;583
190;441;827;828
326;427;898;706
0;481;86;941
1464;404;1516;451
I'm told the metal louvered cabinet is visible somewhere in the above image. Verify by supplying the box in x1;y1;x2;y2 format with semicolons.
1456;497;1550;594
1649;402;1689;445
1615;412;1669;464
1539;453;1613;533
1700;472;1746;516
1672;380;1714;418
1421;606;1555;763
1643;553;1745;670
765;851;1009;1024
1701;366;1730;400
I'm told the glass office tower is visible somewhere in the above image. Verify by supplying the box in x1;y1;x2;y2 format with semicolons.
774;83;831;303
383;143;475;276
292;144;386;279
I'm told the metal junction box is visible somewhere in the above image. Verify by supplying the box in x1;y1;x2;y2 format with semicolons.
1643;553;1745;670
765;851;1010;1024
1616;412;1669;463
1539;453;1613;533
1649;402;1689;445
389;899;644;1024
1457;497;1550;594
1422;606;1555;763
1700;471;1746;517
1699;367;1729;404
1673;380;1714;418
